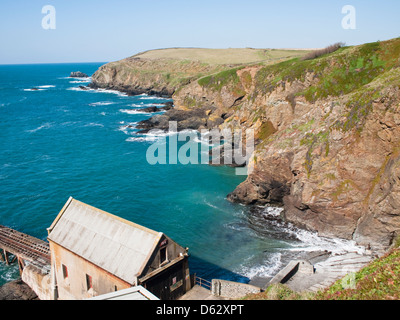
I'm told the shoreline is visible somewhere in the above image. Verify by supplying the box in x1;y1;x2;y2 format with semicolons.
84;81;388;254
87;82;174;98
0;75;386;299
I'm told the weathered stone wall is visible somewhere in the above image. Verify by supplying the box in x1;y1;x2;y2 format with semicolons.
21;264;52;300
211;279;261;299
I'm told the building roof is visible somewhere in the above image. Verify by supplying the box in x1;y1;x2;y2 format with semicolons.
86;286;159;300
47;197;163;284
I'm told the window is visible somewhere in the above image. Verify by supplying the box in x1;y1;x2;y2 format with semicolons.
160;247;167;265
86;274;93;291
62;264;68;279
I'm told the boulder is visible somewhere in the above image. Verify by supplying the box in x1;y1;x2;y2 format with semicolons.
70;71;88;78
0;280;38;300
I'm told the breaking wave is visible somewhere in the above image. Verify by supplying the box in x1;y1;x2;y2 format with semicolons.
89;101;115;106
26;122;54;133
119;109;153;115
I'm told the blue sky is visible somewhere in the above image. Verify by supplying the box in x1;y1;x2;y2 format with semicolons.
0;0;399;64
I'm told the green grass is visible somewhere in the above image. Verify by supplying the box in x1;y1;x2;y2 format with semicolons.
257;121;277;141
316;248;400;300
133;47;311;65
198;67;242;90
252;38;400;104
197;67;247;97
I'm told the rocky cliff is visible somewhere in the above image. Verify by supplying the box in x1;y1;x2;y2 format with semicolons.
91;39;400;251
90;55;230;96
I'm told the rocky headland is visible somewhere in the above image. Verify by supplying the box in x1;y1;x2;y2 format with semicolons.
90;39;400;252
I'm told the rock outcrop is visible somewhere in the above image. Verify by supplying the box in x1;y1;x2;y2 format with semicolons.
90;39;400;251
89;56;229;97
70;71;88;78
0;280;38;300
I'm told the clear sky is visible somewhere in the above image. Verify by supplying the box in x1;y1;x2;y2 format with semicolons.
0;0;399;64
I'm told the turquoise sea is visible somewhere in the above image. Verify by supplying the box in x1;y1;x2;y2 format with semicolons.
0;63;363;286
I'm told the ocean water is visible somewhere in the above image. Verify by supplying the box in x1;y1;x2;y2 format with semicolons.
0;63;365;287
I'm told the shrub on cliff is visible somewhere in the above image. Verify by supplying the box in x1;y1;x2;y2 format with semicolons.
301;42;345;60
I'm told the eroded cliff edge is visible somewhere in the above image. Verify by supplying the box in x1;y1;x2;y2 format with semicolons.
91;39;400;251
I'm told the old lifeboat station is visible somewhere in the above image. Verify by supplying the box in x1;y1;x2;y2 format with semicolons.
0;197;192;300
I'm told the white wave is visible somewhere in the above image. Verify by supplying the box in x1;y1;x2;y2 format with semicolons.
67;87;84;92
262;206;284;218
23;88;45;92
70;80;90;84
136;103;167;108
144;129;178;137
67;87;128;97
26;122;53;133
119;109;152;115
0;264;20;283
37;85;55;88
95;88;128;96
126;136;158;143
125;129;176;142
260;206;365;255
204;200;219;210
129;103;145;107
118;123;138;134
99;112;106;116
84;123;104;128
289;229;366;255
89;101;114;106
237;252;283;279
139;96;172;101
74;77;91;81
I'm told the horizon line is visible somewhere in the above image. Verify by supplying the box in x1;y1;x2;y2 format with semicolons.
0;61;108;66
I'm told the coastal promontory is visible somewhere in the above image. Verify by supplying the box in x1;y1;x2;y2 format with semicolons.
90;40;400;251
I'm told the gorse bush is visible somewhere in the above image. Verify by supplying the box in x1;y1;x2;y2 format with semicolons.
301;42;345;60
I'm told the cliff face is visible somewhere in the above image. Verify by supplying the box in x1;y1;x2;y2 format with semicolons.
91;39;400;250
90;56;230;96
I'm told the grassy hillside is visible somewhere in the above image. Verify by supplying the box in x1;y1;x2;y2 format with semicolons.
92;47;313;96
132;47;311;65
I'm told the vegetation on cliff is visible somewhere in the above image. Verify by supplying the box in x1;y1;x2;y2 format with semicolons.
91;48;310;96
316;248;400;300
91;37;400;251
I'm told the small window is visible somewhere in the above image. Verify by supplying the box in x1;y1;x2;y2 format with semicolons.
62;264;68;279
86;274;93;291
160;247;167;265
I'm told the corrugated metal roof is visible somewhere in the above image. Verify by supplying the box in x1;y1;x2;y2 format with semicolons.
47;197;163;284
